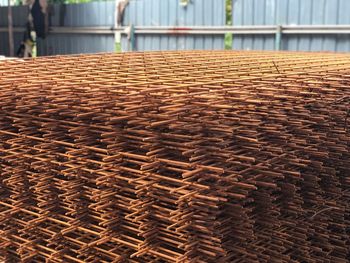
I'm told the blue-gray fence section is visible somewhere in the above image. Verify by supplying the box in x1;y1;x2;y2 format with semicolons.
2;0;350;56
121;0;225;51
37;2;115;55
0;5;28;56
232;0;350;52
0;0;225;56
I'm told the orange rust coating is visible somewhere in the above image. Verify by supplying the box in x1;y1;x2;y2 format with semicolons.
0;50;349;262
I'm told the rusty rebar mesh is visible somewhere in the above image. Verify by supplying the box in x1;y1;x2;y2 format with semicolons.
0;50;349;262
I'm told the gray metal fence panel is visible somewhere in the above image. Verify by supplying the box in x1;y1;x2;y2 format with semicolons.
37;34;114;56
0;31;24;56
37;1;115;56
38;0;225;55
3;0;350;56
1;0;226;56
122;0;225;51
48;2;115;27
232;0;350;52
0;5;28;56
0;5;28;27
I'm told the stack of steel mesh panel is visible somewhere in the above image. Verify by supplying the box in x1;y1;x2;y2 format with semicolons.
0;51;349;262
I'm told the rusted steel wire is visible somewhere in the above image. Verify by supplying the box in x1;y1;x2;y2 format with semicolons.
0;50;349;262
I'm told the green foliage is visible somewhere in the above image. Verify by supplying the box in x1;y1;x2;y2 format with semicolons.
226;0;232;26
225;0;232;49
224;33;232;50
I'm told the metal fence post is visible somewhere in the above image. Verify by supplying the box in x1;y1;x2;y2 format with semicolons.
7;0;14;57
275;25;282;51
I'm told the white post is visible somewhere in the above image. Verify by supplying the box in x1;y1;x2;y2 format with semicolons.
114;0;121;52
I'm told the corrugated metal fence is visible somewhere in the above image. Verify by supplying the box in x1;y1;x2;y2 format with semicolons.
0;5;28;56
121;0;225;51
232;0;350;52
37;2;115;55
1;0;350;56
0;0;225;56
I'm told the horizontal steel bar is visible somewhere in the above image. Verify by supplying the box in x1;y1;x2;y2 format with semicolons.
284;29;350;34
45;26;277;35
0;27;25;33
2;25;350;35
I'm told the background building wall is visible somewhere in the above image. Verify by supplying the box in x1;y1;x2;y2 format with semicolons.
232;0;350;52
1;0;350;56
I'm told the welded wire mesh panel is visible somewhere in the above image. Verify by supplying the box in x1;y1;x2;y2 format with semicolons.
0;51;349;262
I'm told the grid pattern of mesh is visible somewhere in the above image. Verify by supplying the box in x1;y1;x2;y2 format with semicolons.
0;51;349;262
